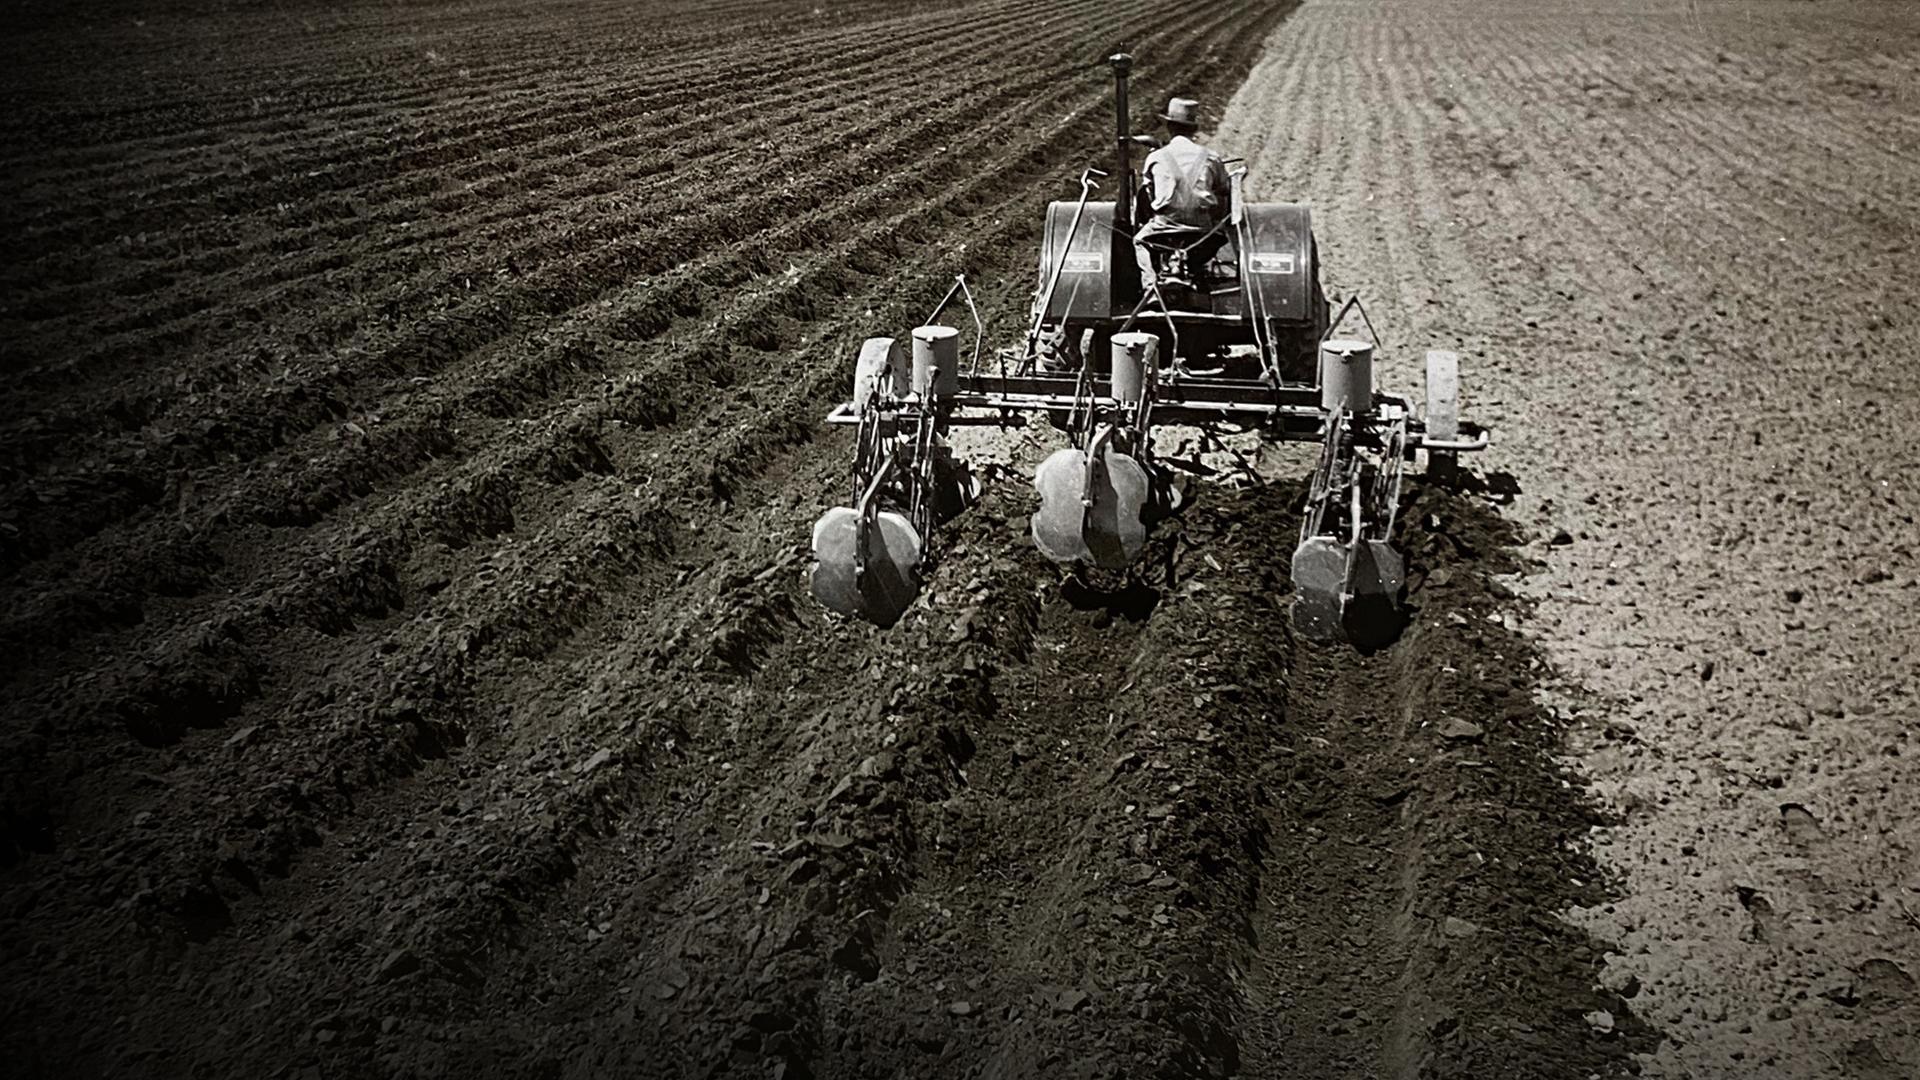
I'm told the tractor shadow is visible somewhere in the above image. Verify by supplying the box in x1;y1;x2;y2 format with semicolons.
1058;571;1162;624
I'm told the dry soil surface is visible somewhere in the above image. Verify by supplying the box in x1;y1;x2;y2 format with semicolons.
1219;1;1920;1076
3;0;1916;1078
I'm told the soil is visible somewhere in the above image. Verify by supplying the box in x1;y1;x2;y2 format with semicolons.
1218;1;1920;1076
1;1;1914;1079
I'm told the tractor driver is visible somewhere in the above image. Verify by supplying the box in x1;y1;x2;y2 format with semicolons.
1133;97;1233;290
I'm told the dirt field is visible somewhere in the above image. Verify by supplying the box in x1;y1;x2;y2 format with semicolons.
1218;1;1920;1076
1;0;1915;1078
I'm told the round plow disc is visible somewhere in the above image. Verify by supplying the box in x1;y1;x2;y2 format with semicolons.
1289;536;1350;642
1290;536;1408;647
1031;447;1149;569
809;507;924;628
1343;539;1407;649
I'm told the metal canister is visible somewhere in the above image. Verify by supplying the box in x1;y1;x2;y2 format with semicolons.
912;325;960;398
1319;338;1374;414
1109;331;1156;403
851;338;906;417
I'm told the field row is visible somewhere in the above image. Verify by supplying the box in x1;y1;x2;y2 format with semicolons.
0;12;1282;1070
0;0;1123;579
1;1;1300;1071
0;0;908;156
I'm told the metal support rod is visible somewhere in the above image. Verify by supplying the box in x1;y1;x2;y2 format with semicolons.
1080;423;1120;556
1082;425;1116;505
853;449;896;586
926;275;988;380
1026;167;1105;362
1323;293;1383;347
926;278;965;326
1416;430;1491;452
910;408;938;538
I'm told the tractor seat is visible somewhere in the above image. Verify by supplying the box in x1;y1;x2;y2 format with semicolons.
1138;225;1233;291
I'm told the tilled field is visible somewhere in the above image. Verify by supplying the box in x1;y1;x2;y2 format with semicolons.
3;0;1915;1078
1217;1;1920;1077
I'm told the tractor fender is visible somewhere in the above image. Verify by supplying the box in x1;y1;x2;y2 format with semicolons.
1237;203;1317;323
1238;203;1323;380
1035;199;1118;321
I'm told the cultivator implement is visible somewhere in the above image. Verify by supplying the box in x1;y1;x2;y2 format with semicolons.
809;327;978;626
808;53;1487;642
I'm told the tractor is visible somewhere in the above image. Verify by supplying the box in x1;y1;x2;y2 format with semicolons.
808;53;1486;643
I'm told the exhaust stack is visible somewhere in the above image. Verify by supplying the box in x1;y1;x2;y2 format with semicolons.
1109;53;1133;236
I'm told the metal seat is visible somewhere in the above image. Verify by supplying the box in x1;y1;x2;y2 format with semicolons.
1138;226;1211;285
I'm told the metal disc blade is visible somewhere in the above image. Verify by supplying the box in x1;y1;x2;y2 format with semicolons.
1290;535;1350;641
1342;540;1407;648
1031;447;1149;569
810;507;923;627
932;455;980;524
1353;540;1406;601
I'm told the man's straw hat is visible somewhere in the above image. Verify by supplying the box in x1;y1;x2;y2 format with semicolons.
1161;97;1200;126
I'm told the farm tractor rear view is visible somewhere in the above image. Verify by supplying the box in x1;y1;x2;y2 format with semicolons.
808;53;1486;645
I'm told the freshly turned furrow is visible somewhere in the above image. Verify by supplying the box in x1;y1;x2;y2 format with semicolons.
0;0;1044;259
0;45;1127;654
0;6;1022;360
0;31;1111;575
1240;581;1495;1080
0;0;1088;405
0;0;1113;407
961;590;1256;1074
2;66;971;465
229;271;1059;1065
0;0;859;161
0;60;600;180
60;11;1105;438
0;12;766;188
10;142;1035;938
0;0;1041;281
0;0;1219;866
737;552;1052;1077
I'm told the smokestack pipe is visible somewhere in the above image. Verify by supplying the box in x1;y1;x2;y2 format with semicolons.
1109;52;1133;235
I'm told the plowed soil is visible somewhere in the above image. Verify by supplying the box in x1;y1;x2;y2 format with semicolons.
2;1;1915;1078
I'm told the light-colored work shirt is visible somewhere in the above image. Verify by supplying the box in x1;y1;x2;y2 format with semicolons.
1140;135;1231;230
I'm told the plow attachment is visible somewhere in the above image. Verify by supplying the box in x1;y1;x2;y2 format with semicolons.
1289;336;1410;646
1031;433;1150;570
809;457;926;628
808;322;979;628
1289;535;1407;646
1288;341;1474;646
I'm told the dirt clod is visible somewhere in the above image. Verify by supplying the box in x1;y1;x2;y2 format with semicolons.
375;949;420;984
